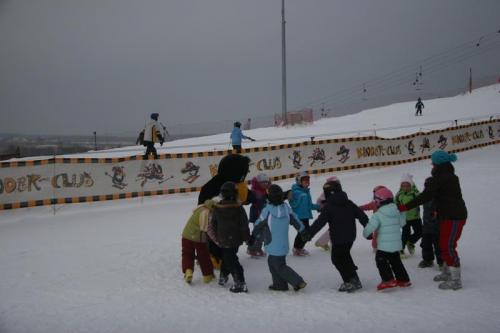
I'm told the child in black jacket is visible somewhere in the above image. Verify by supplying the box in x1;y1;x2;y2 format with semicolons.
418;177;443;269
304;179;368;292
208;181;250;293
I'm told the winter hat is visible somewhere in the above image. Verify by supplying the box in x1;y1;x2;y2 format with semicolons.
267;184;284;206
220;181;237;200
373;187;394;205
326;175;339;183
150;113;159;121
323;180;342;199
234;121;241;128
373;185;387;193
295;171;310;184
255;173;270;183
400;173;414;186
431;150;457;165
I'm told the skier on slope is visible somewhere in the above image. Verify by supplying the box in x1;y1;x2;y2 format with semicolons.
415;97;424;116
230;121;255;150
142;113;164;159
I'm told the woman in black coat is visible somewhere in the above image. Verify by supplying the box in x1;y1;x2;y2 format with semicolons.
401;150;467;290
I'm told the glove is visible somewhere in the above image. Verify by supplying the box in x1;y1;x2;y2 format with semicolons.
397;204;408;212
300;230;312;242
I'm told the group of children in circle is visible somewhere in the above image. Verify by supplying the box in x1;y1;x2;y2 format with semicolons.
181;150;465;293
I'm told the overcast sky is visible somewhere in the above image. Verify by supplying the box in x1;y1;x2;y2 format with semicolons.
0;0;499;136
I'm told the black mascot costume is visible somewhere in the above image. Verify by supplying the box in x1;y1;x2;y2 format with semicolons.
198;154;254;269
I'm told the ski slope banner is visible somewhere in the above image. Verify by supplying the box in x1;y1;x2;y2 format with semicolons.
1;120;499;210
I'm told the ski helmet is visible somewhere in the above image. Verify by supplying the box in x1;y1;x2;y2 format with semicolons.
234;121;241;128
295;171;310;184
373;187;394;206
267;184;284;206
323;179;342;199
150;113;159;121
220;181;237;200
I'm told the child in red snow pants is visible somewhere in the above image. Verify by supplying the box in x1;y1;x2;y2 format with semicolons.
439;220;466;267
182;238;213;276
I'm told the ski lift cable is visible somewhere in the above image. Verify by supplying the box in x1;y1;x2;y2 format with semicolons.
313;41;500;110
293;31;500;110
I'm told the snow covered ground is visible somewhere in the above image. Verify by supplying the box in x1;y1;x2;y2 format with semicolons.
1;85;500;333
1;145;500;333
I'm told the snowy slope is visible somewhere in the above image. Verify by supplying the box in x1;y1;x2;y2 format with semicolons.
1;84;500;333
11;84;500;160
1;145;500;333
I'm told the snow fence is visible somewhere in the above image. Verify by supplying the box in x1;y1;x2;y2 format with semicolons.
1;119;499;210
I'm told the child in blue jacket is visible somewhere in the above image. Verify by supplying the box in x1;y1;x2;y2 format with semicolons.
363;187;411;291
252;184;307;291
288;171;320;256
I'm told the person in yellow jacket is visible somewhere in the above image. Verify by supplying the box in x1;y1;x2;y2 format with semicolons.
181;199;216;284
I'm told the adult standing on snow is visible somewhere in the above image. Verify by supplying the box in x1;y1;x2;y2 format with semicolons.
399;150;467;290
143;113;164;159
415;97;424;116
230;121;255;150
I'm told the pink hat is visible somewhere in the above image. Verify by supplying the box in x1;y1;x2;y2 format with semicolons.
373;185;387;193
374;187;394;203
327;176;339;183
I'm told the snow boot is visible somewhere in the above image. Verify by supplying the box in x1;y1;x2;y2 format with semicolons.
406;241;415;255
293;248;310;257
438;266;462;290
399;250;408;259
350;276;363;292
377;279;398;291
293;281;307;292
418;260;434;268
218;272;229;286
229;282;248;293
396;280;412;288
184;269;193;284
433;264;451;282
203;274;215;284
314;240;330;251
338;282;353;292
269;284;289;291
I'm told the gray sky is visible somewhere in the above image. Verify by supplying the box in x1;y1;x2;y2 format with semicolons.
1;0;499;136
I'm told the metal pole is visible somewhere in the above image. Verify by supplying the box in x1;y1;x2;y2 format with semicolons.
281;0;288;126
469;67;472;94
93;131;97;151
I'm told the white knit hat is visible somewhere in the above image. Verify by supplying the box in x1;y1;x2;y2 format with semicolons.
400;173;414;186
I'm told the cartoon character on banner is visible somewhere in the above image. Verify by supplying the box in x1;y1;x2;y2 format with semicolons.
336;145;350;164
437;135;448;150
105;166;128;190
136;163;173;187
406;140;416;156
257;157;281;171
181;161;200;184
488;126;495;139
308;147;333;167
52;172;94;188
209;164;218;177
420;137;434;154
288;150;303;169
